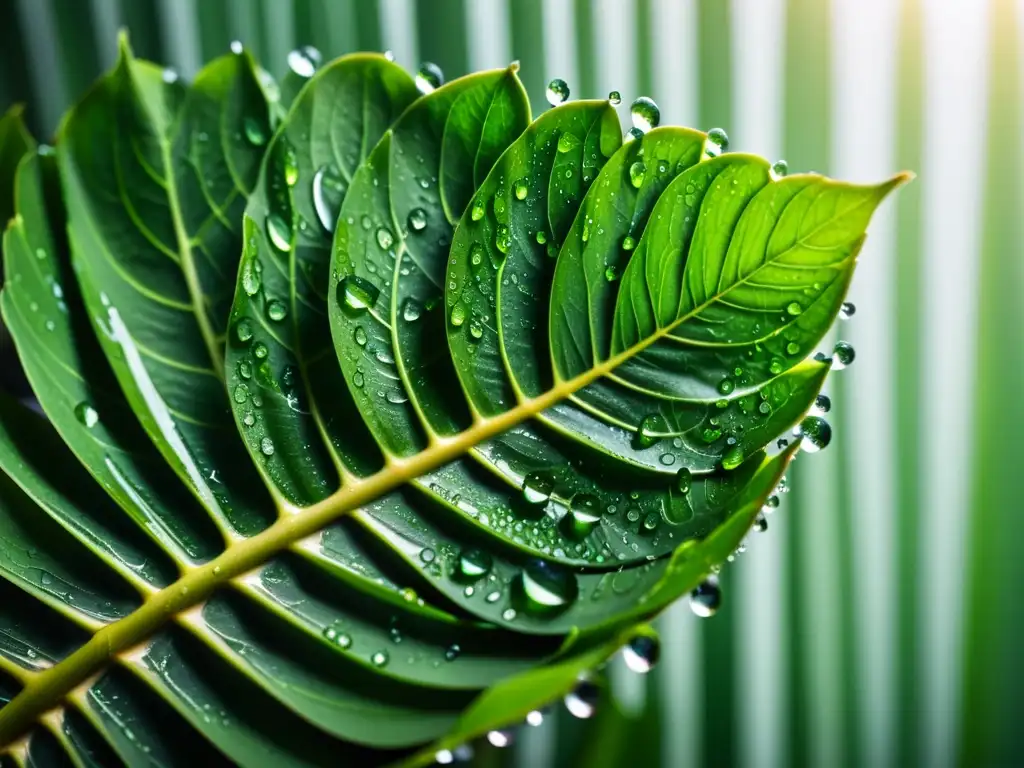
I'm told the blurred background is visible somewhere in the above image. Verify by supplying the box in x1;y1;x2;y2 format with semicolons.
1;0;1020;766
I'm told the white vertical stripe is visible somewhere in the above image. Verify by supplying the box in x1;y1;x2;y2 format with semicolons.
831;3;900;768
921;1;987;766
378;0;419;71
542;0;579;95
226;0;261;52
14;0;65;134
260;0;295;72
89;0;121;70
592;0;636;107
730;0;786;766
650;0;698;127
466;0;512;71
154;0;202;78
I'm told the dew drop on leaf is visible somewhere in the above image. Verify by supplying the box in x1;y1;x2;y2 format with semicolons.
401;298;422;322
771;159;789;179
470;199;485;221
832;341;856;370
495;225;511;254
519;560;578;612
690;576;721;617
604;264;620;282
376;226;394;250
74;402;99;428
797;416;832;453
676;467;692;494
407;207;427;232
557;132;580;154
567;493;601;538
546;78;570;106
415;61;444;94
266;299;287;322
704;127;730;158
622;235;636;251
234;318;254;344
608;90;622;105
282;144;299;187
521;472;554;505
630;96;660;132
444;644;460;661
337;275;380;315
813;394;832;414
623;634;660;674
449;303;467;327
721;445;744;471
265;213;292;253
455;548;493;581
564;677;599;719
287;46;321;78
312;165;345;233
241;252;262;296
371;650;389;667
786;301;803;316
253;342;268;359
514;180;529;199
353;326;367;346
467;320;484;342
629;161;646;188
632;413;667;450
243;116;268;147
260;437;275;456
232;384;249;404
487;730;514;748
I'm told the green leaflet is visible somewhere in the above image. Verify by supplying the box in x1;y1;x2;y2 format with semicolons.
0;34;908;767
226;53;418;506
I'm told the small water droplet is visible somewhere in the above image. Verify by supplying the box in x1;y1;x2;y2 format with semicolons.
487;730;513;748
514;180;529;199
282;144;299;187
495;225;511;254
786;301;803;316
402;298;422;322
690;576;721;617
629;161;646;188
518;560;578;612
630;96;661;132
376;227;394;250
353;326;368;346
420;548;436;564
813;394;832;415
470;199;485;221
705;127;730;158
604;264;620;282
253;342;268;359
266;299;288;322
566;493;601;538
771;159;789;179
233;384;249;404
521;472;554;505
797;416;832;453
407;208;428;232
234;318;254;344
241;253;262;296
754;513;769;533
287;45;321;78
74;402;99;428
623;634;660;674
243;116;268;147
564;677;599;719
230;40;244;55
337;275;380;315
622;235;636;251
455;548;493;581
371;650;389;667
633;413;667;450
260;437;275;456
526;710;544;727
840;302;856;320
608;90;622;105
546;78;570;106
467;320;484;341
415;61;444;93
449;303;467;327
718;377;734;395
444;643;461;661
832;341;855;370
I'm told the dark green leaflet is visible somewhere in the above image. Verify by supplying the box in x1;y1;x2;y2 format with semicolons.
58;39;275;536
225;53;418;506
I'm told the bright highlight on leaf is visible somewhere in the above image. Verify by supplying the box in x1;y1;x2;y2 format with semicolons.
0;35;908;766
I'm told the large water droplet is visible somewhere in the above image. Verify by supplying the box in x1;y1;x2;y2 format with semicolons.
371;650;390;667
566;493;601;538
287;46;321;78
518;560;578;612
631;97;661;133
629;161;646;189
633;413;668;450
546;78;570;106
705;127;730;158
266;213;292;253
337;275;380;315
74;402;99;428
455;548;493;581
376;226;394;250
402;298;422;322
813;394;832;415
312;165;345;233
832;341;855;370
623;634;660;674
449;303;466;327
470;199;485;221
487;730;514;748
415;61;444;93
786;301;803;316
407;208;427;232
266;299;288;322
721;445;744;471
690;576;721;617
797;416;832;453
260;437;275;456
353;326;367;346
557;132;580;154
241;251;262;296
495;225;511;254
282;144;299;187
234;318;254;344
564;677;599;719
521;472;554;505
243;116;268;147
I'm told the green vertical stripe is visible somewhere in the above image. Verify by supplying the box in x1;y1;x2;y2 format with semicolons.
696;3;735;765
353;0;383;53
784;0;832;765
894;1;924;766
196;0;232;64
118;0;165;61
0;12;34;134
416;0;469;78
960;0;1024;764
573;0;596;99
634;0;653;97
226;0;265;62
51;0;103;102
508;0;546;113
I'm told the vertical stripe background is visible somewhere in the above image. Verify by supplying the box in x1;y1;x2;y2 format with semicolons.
0;1;1019;766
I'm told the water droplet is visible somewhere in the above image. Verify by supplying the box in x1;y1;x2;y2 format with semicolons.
287;45;321;78
371;650;389;667
383;49;395;62
74;402;99;428
564;677;599;719
786;302;803;316
514;180;529;199
526;710;544;727
676;467;692;494
243;116;267;146
455;548;493;581
266;213;292;253
722;446;744;471
415;61;444;93
690;576;721;617
771;159;789;179
470;199;485;221
797;416;832;453
832;341;855;370
813;394;831;414
518;560;578;612
546;78;570;106
162;67;179;84
840;301;856;319
467;320;484;341
632;413;668;450
495;225;511;254
604;265;620;282
353;326;368;346
786;342;801;355
266;299;288;322
521;472;554;505
260;437;275;456
420;548;436;564
282;144;299;187
566;493;601;538
238;361;252;379
232;384;249;404
705;127;730;157
629;161;646;189
502;608;517;621
230;40;244;55
449;303;466;327
754;513;769;533
608;90;622;105
253;342;268;359
242;411;255;426
234;318;254;344
444;644;461;661
408;208;428;232
718;377;734;395
487;730;514;748
376;227;394;250
623;634;660;674
337;275;380;315
630;96;661;132
535;231;548;245
241;252;262;296
764;495;781;510
557;132;580;154
312;165;345;233
622;235;636;251
402;298;422;322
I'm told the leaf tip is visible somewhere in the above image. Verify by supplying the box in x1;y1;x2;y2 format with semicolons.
116;28;134;62
507;60;521;74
